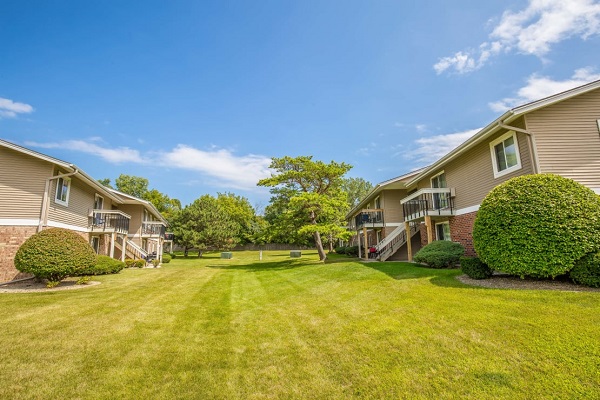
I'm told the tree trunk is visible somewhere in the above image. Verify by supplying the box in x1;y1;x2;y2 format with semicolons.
184;247;189;257
198;250;203;258
313;231;327;261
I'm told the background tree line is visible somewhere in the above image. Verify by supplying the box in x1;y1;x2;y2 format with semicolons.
100;162;372;259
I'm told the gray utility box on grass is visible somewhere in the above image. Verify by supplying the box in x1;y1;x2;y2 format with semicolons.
290;251;302;258
221;252;233;259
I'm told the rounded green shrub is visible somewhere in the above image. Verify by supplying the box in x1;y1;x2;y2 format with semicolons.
413;240;464;268
134;259;146;268
162;254;172;263
14;228;97;283
570;252;600;287
473;174;600;278
74;255;125;276
345;246;359;257
460;256;493;279
334;246;347;255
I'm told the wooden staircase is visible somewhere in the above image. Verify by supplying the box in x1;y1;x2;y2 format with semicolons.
375;224;419;261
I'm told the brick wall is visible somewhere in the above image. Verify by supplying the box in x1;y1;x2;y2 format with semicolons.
449;212;478;257
0;226;37;282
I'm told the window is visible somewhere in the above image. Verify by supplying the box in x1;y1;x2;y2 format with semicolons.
55;177;71;206
490;131;522;178
435;222;451;241
430;172;449;210
94;194;104;210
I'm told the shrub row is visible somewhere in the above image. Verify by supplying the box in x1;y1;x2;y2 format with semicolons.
413;241;464;268
460;257;493;279
74;255;125;276
125;258;147;268
335;246;359;257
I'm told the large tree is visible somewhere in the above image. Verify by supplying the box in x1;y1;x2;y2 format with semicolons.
258;156;352;261
342;177;373;208
170;195;239;257
115;174;149;198
216;192;257;244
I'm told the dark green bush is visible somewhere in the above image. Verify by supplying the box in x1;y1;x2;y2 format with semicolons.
169;252;177;259
74;255;125;276
345;246;359;257
125;258;136;268
460;256;493;279
134;259;146;268
473;174;600;278
413;240;465;268
162;254;172;263
570;252;600;287
334;246;346;254
14;228;97;283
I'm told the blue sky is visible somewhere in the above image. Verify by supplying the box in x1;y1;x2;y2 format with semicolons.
2;0;600;208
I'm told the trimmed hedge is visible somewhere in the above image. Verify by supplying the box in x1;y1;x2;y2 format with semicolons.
570;252;600;287
473;174;600;278
125;258;146;268
14;228;97;283
334;246;347;254
74;255;125;276
460;256;493;279
413;240;465;268
162;254;172;264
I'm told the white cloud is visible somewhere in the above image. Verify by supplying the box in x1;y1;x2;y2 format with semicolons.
26;139;272;191
160;145;272;190
489;67;600;112
0;97;34;118
435;0;600;74
402;128;481;163
26;140;142;164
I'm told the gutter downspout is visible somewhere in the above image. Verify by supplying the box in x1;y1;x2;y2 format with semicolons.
38;167;78;232
498;120;541;174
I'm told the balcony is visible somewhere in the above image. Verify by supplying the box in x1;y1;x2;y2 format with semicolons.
90;210;130;234
353;209;384;229
401;188;455;222
142;221;166;238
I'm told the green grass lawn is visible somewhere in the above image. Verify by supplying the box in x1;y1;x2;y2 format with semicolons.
0;251;599;399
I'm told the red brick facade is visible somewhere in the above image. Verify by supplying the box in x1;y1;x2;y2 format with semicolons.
0;226;37;282
448;211;478;257
417;212;478;257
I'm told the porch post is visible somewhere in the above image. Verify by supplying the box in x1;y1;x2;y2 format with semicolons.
405;221;412;261
110;232;115;258
121;235;126;261
363;226;368;260
357;229;362;259
425;215;433;244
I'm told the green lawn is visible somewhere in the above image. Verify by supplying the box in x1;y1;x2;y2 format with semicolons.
0;251;599;399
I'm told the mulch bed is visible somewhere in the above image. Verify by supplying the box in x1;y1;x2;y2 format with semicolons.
0;278;100;293
456;273;600;292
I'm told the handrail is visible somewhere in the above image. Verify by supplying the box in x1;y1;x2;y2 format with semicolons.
126;239;148;259
377;224;419;261
375;225;404;251
401;188;452;204
92;209;131;219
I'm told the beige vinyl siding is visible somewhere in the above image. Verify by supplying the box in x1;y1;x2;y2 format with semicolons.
117;204;143;237
413;121;533;210
48;172;97;229
381;189;407;223
525;88;600;187
0;147;53;219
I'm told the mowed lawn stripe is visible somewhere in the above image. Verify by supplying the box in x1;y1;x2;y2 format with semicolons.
0;251;598;399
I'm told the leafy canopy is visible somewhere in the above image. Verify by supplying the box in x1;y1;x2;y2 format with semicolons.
258;156;352;261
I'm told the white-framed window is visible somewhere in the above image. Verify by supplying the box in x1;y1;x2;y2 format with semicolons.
94;194;104;210
435;222;451;241
55;177;71;206
430;171;449;210
490;131;522;178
